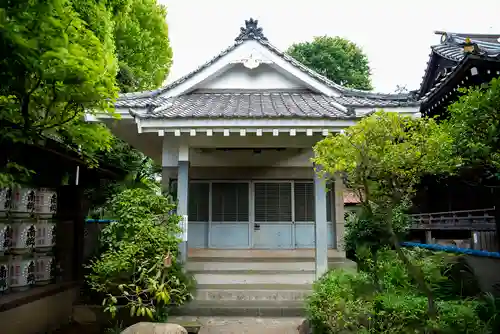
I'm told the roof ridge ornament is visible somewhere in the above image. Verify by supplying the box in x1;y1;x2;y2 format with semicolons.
462;37;481;55
235;18;268;42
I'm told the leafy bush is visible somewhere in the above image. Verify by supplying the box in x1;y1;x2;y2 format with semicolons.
86;188;195;320
307;248;493;333
344;203;410;261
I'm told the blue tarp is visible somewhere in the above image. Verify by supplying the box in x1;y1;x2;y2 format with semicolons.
401;241;500;259
85;219;116;223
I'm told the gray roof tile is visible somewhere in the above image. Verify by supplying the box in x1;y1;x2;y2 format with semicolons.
138;91;354;119
333;94;418;108
432;37;500;62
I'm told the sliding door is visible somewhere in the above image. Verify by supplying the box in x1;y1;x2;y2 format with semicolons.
209;182;250;248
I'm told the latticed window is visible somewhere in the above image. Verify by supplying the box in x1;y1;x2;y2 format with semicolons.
211;183;249;222
294;182;315;222
254;182;292;222
188;182;209;221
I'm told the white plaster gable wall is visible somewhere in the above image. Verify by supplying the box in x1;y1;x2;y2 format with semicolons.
199;63;306;90
158;40;342;99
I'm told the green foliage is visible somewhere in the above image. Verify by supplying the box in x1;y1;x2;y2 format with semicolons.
114;0;173;92
344;202;410;259
85;138;162;218
0;0;172;186
287;36;372;90
0;0;118;179
442;77;500;178
313;111;460;318
314;111;458;209
71;0;172;92
86;188;195;320
307;249;493;333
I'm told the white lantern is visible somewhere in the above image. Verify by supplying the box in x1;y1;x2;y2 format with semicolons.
10;187;36;218
35;220;56;253
0;188;12;218
11;219;36;254
0;262;9;293
35;255;54;285
0;220;12;256
10;256;35;291
35;188;57;218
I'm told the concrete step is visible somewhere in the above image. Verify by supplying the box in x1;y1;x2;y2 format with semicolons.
171;300;306;317
195;283;312;301
186;258;350;271
192;270;316;285
188;248;345;259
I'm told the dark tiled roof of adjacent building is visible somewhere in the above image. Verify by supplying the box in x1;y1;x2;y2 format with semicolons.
419;32;500;101
333;92;417;108
118;18;418;119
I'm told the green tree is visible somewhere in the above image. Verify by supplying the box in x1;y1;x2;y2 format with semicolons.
313;111;458;318
87;188;194;320
440;77;500;245
287;36;372;90
0;0;173;186
0;0;118;186
114;0;173;92
85;138;162;218
71;0;173;92
442;77;500;179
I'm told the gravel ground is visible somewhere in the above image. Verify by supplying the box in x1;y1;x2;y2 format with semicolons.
170;316;305;334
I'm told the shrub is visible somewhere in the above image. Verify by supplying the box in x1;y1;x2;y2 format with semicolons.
86;188;195;321
343;203;410;261
306;248;491;333
306;269;375;333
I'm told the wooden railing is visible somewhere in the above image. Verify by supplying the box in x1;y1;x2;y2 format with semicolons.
409;208;497;231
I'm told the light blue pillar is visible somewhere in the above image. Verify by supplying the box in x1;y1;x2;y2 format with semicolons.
177;160;189;263
314;168;328;279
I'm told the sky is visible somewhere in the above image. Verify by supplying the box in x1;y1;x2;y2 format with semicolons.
160;0;500;93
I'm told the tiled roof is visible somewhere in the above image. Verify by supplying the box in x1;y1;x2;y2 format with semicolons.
334;92;418;108
432;35;500;62
344;191;361;204
131;91;354;119
117;18;418;118
419;32;500;99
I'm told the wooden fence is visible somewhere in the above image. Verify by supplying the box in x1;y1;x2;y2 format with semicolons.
409;208;498;252
410;208;497;231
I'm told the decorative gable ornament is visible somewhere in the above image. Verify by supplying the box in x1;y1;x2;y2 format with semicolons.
235;18;268;41
230;49;272;69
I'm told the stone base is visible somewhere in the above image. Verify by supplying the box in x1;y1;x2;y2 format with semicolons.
10;248;32;255
11;285;31;292
120;322;187;334
35;280;51;286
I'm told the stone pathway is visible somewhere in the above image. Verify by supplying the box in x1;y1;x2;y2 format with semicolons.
170;316;305;334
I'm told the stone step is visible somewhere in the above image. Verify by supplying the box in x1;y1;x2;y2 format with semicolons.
195;283;312;301
192;270;316;285
186;258;349;271
171;300;306;317
188;248;345;259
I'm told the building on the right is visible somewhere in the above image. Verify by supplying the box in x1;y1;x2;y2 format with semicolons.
419;31;500;118
409;31;500;251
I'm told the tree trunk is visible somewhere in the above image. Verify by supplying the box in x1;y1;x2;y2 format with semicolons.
388;222;437;319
